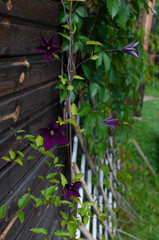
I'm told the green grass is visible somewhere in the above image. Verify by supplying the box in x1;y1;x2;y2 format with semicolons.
145;83;159;97
121;85;159;240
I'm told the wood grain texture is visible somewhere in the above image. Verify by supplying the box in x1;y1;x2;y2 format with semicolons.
0;56;60;97
0;0;60;26
0;81;59;133
0;15;59;56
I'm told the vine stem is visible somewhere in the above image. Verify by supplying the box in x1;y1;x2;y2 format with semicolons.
75;48;122;70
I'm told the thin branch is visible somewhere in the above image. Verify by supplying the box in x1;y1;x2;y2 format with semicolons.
149;5;159;23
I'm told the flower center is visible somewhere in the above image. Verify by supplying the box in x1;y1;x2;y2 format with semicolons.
47;46;51;51
50;130;54;136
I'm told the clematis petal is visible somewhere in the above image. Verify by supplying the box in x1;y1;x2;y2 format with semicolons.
45;53;52;62
39;128;50;138
71;189;81;198
54;134;69;145
49;34;56;46
108;125;117;131
35;45;47;52
40;37;48;46
64;184;70;191
57;124;66;134
44;135;55;151
73;181;82;189
130;50;138;58
65;191;72;201
48;119;57;130
132;41;139;47
123;40;136;49
105;113;114;121
52;45;61;54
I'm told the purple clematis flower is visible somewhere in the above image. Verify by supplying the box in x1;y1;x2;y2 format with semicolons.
123;40;139;58
64;182;81;201
103;113;119;131
39;119;69;151
35;34;61;62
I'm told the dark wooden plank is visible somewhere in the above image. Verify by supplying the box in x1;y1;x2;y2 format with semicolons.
0;81;59;133
0;102;62;167
0;56;60;97
0;148;69;240
0;146;41;202
0;0;60;26
0;15;60;56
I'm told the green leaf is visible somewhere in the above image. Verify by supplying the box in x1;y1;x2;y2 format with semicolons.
67;222;77;235
91;55;99;60
117;0;130;28
98;212;107;221
75;6;88;17
71;196;81;204
17;130;25;133
54;157;58;164
58;32;70;41
49;179;60;183
103;53;111;73
35;135;43;147
16;211;24;224
46;173;57;179
54;164;65;167
54;230;71;237
16;136;22;140
1;156;11;162
44;160;51;167
17;151;24;158
73;75;84;80
30;228;48;235
83;112;96;136
38;176;45;181
82;65;91;79
86;41;103;46
67;85;73;91
15;159;23;166
107;0;120;19
24;134;35;139
71;103;77;116
43;151;55;158
59;75;68;85
62;24;70;30
30;144;38;150
89;83;98;98
74;173;83;180
18;193;30;209
9;151;15;160
77;102;91;117
60;90;67;103
42;186;56;197
0;205;6;219
60;173;68;188
96;53;103;68
65;119;77;127
60;211;68;220
83;216;89;225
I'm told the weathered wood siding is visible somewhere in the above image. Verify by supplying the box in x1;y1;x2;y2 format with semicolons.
0;1;68;239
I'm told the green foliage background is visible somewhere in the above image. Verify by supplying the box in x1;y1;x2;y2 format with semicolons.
59;0;157;160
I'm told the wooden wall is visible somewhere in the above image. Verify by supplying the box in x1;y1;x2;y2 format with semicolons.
0;1;69;239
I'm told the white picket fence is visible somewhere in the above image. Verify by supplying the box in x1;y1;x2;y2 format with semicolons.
72;130;118;240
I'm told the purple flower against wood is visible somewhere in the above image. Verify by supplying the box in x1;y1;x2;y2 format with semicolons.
103;113;119;131
39;119;69;151
35;34;61;62
123;40;139;58
64;182;81;201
